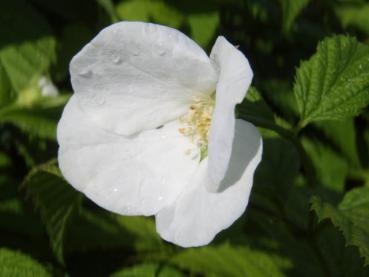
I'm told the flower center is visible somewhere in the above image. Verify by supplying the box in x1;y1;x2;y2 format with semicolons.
178;93;215;160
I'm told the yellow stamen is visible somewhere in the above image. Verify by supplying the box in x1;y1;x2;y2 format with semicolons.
178;93;215;160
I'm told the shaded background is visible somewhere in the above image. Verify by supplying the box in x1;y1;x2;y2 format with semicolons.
1;0;369;276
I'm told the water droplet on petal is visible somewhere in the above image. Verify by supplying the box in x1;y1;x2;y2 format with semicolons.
155;41;167;56
112;55;122;64
158;196;163;201
78;69;92;78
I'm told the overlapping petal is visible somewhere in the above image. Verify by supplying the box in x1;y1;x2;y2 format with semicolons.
70;21;217;136
57;96;199;216
156;120;262;247
207;36;253;191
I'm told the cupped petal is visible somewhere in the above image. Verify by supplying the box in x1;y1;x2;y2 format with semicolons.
70;21;218;136
57;96;200;216
207;36;253;191
155;120;262;247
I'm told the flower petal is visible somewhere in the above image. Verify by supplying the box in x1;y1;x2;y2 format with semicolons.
207;36;253;191
57;96;200;216
70;21;217;136
155;120;262;247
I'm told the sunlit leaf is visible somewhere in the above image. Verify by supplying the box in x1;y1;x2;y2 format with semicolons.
188;11;219;48
0;248;50;277
116;0;185;28
293;36;369;125
335;3;369;35
170;244;291;277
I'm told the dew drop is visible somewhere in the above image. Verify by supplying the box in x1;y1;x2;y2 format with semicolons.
158;196;164;201
112;55;122;64
78;69;92;78
155;41;167;56
113;188;119;192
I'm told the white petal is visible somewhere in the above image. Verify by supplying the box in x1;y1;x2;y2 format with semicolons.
57;96;200;216
156;120;262;247
70;21;217;136
207;36;253;191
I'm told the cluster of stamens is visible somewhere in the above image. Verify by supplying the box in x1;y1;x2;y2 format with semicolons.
178;93;215;160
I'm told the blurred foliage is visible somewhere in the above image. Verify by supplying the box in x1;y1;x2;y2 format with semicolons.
1;0;369;276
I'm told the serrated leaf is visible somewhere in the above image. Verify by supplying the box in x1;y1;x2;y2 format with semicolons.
0;248;50;277
23;161;83;264
316;224;369;276
111;263;184;277
170;244;291;277
311;187;369;265
293;35;369;125
280;0;310;32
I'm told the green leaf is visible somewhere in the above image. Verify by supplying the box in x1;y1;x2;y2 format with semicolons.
0;0;63;139
111;263;184;277
96;0;119;23
0;0;56;106
170;244;291;277
302;138;348;196
252;138;300;215
116;0;185;28
280;0;310;32
335;3;369;35
312;187;369;265
0;248;50;277
293;35;369;125
22;161;83;265
316;224;369;277
0;95;69;139
237;87;276;130
188;11;219;48
66;209;166;254
313;119;360;168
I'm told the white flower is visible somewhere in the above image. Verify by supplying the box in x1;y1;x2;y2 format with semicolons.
57;21;262;247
